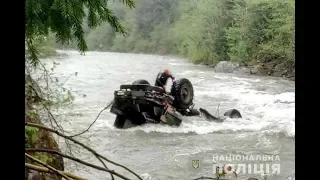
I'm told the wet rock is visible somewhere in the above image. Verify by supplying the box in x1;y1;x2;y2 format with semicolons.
250;66;259;74
25;99;64;180
286;71;295;78
266;61;277;68
274;63;286;72
272;63;285;77
234;67;251;74
288;76;295;81
250;65;269;75
214;61;240;73
273;71;283;77
27;170;41;180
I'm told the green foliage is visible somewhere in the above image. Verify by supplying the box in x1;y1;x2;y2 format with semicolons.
25;127;39;148
73;0;294;67
25;125;54;163
24;0;130;126
34;153;53;164
25;0;136;66
38;0;294;67
226;0;294;64
31;33;58;58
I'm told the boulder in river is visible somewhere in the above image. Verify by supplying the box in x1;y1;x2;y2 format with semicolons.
214;61;240;73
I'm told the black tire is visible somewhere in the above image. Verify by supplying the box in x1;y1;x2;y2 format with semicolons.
133;79;150;85
224;109;242;118
171;78;194;109
114;115;126;129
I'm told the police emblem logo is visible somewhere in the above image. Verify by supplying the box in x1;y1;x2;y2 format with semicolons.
192;160;200;169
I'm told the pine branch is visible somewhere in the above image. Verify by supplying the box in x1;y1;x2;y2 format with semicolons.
26;0;136;64
26;122;142;180
25;163;86;180
26;38;40;67
121;0;136;8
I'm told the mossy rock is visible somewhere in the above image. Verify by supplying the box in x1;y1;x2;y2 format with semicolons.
26;100;64;180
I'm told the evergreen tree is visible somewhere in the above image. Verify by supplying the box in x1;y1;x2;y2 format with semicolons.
25;0;135;66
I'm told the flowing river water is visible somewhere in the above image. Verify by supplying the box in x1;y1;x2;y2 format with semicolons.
42;50;295;180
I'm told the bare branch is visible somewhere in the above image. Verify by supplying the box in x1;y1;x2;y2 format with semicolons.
25;148;127;180
26;70;114;178
25;163;86;180
97;156;115;180
192;176;218;180
68;101;114;138
25;153;73;180
26;80;65;132
26;122;142;180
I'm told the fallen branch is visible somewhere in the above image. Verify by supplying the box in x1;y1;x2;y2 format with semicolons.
192;176;217;180
25;148;132;180
26;73;113;179
26;122;142;180
26;153;72;180
68;101;114;138
25;163;86;180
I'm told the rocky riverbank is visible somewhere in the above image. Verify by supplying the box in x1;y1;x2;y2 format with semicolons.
213;61;295;81
25;94;64;180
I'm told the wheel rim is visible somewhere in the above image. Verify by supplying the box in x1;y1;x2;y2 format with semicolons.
181;87;191;103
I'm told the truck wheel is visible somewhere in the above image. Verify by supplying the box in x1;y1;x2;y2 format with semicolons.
171;78;194;109
114;115;126;129
224;109;242;118
133;79;150;85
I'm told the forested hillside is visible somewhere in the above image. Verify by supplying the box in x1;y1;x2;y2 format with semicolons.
53;0;294;77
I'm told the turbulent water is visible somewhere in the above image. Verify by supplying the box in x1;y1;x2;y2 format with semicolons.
42;50;295;180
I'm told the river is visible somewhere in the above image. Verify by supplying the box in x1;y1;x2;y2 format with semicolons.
42;50;295;180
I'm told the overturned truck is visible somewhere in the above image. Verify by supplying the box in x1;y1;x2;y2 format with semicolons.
110;78;242;129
